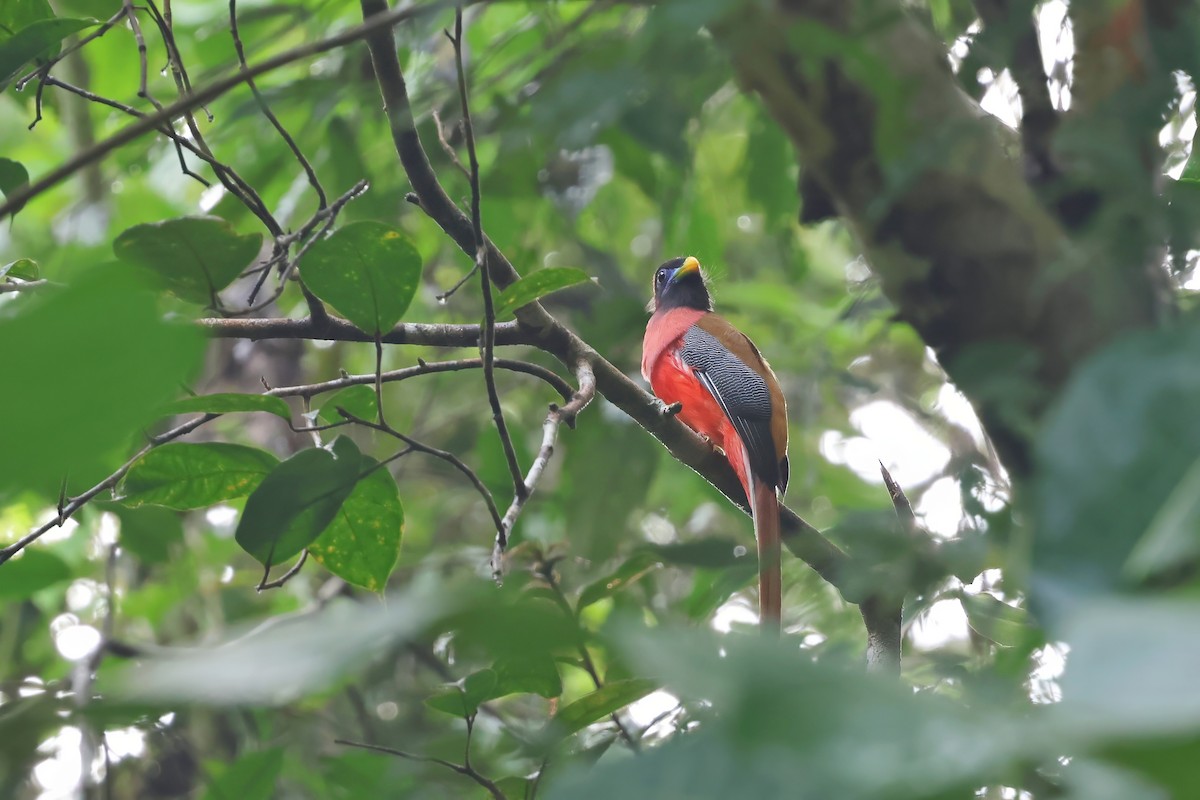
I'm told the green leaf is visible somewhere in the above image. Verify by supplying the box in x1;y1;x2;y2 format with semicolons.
0;0;54;31
426;686;471;717
0;266;204;497
546;678;657;741
235;436;362;569
426;669;500;718
1056;598;1200;738
493;653;563;699
1034;325;1200;604
118;443;279;510
956;591;1034;648
317;384;378;425
0;17;95;90
495;267;592;319
308;460;403;592
0;158;28;200
201;748;284;800
0;258;38;280
300;221;421;334
163;393;291;421
0;548;71;600
113;216;263;305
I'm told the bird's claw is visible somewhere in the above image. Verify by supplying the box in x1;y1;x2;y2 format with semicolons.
657;400;683;417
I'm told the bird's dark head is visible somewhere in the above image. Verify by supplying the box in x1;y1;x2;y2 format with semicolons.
651;256;712;313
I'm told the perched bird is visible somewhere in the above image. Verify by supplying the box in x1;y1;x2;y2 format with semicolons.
641;256;789;631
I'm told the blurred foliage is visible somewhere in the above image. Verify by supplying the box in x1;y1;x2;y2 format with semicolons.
2;0;1200;798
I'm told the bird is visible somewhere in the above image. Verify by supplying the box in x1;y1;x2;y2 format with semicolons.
641;256;789;632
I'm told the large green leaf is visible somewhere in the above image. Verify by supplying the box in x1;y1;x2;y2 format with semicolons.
494;267;593;319
117;443;279;510
492;653;563;699
0;548;71;600
300;221;421;334
1034;325;1200;606
235;436;362;569
0;17;95;90
163;393;291;421
307;459;403;592
113;216;263;305
0;0;55;31
0;267;204;497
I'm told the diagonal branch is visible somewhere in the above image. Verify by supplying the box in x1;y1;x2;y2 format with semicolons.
356;0;852;599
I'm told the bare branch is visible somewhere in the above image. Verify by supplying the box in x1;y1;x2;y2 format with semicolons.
229;0;327;208
257;550;308;591
199;315;532;348
492;361;596;577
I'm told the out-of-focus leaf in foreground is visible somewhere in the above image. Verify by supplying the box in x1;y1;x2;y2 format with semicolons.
0;267;204;497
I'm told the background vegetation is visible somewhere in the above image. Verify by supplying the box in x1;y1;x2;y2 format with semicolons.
2;0;1199;797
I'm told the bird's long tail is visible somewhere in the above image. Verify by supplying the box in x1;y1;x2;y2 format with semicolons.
751;477;782;632
740;447;781;633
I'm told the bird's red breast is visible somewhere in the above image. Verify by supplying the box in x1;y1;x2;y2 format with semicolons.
643;308;788;495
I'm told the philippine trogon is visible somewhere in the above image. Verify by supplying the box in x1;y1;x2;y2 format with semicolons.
641;256;789;631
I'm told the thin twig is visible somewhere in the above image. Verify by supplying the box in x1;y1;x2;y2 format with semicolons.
431;108;470;179
449;8;526;503
242;180;367;310
229;0;327;208
333;739;507;800
120;0;208;186
257;549;308;591
144;0;281;235
492;361;595;577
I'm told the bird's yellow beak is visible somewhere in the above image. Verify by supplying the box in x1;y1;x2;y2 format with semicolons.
672;256;701;282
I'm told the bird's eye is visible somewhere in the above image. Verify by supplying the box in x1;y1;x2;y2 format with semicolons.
655;269;668;286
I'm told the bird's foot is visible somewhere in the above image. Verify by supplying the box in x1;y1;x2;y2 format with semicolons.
656;399;683;417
